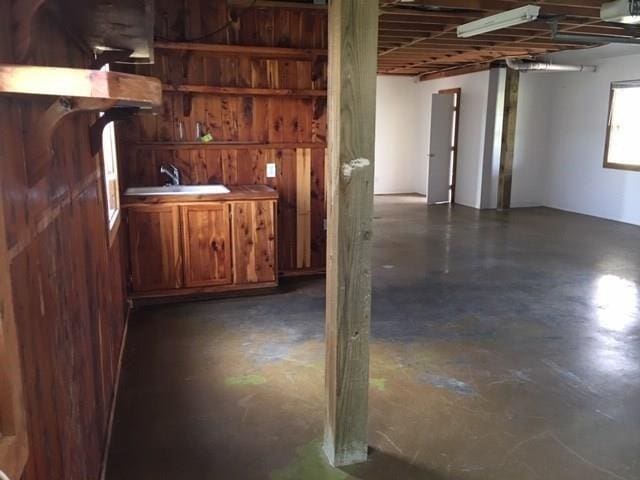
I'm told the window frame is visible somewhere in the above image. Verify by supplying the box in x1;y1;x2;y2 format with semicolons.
99;64;122;247
603;80;640;172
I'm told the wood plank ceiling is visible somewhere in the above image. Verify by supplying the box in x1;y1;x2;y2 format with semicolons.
377;0;638;80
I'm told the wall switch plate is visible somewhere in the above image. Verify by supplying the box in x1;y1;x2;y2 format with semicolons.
266;163;276;178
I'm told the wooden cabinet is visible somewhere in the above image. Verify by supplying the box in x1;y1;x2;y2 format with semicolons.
128;205;182;292
126;195;278;297
181;204;231;287
231;201;277;284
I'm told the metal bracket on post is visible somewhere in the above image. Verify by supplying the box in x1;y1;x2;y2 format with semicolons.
89;107;138;156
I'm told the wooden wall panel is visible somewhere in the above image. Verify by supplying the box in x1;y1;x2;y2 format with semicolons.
296;148;311;269
128;206;183;292
181;204;232;287
1;4;129;479
231;200;277;284
120;0;328;275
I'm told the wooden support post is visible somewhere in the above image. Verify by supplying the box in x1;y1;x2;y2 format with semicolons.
324;0;378;467
497;68;519;210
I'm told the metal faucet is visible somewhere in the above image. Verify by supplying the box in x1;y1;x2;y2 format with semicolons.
160;163;181;186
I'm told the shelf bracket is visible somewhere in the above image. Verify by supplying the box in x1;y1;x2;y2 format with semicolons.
89;107;138;156
25;96;117;185
91;49;134;70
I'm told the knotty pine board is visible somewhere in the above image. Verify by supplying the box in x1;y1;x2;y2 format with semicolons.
125;93;324;145
119;0;328;274
122;147;325;273
0;4;129;478
154;0;327;49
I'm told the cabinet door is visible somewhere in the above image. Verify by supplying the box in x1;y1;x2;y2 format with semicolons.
128;206;182;292
181;204;232;287
231;200;277;284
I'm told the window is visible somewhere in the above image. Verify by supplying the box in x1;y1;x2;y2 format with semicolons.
100;65;121;238
102;118;120;229
604;80;640;171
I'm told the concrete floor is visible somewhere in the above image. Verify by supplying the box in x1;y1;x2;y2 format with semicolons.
107;196;640;480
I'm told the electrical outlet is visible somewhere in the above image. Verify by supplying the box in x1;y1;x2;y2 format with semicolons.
266;163;276;178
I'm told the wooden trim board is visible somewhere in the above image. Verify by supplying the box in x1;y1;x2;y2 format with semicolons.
296;148;311;269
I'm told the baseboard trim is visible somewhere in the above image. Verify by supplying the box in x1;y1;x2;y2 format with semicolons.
99;305;131;480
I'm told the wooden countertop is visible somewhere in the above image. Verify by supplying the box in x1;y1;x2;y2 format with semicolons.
122;185;278;206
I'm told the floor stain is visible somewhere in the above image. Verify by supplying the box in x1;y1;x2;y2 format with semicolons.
225;374;267;386
370;378;387;392
269;439;350;480
418;372;476;396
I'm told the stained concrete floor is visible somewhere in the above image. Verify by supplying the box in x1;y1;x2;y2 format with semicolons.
107;196;640;480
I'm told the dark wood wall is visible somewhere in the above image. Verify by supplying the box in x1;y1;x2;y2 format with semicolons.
118;0;328;274
1;3;129;479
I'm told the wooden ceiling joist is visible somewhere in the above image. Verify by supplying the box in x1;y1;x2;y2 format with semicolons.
374;0;622;78
216;0;629;79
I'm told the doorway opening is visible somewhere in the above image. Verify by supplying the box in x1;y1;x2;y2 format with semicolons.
439;88;461;204
427;88;461;205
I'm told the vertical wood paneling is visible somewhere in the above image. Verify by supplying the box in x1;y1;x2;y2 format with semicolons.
181;204;231;287
128;205;182;292
122;0;328;274
231;200;277;284
1;4;129;479
296;148;311;269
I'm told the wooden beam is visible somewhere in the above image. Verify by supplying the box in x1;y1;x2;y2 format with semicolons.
324;0;378;467
0;65;162;107
163;84;327;97
418;62;492;81
497;67;519;210
155;41;326;59
228;0;327;8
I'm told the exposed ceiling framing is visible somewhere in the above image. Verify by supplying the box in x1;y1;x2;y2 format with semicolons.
241;1;640;81
376;0;640;80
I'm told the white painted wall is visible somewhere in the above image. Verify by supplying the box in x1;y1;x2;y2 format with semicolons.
375;45;640;225
513;46;640;225
374;70;502;207
374;76;426;195
511;73;554;208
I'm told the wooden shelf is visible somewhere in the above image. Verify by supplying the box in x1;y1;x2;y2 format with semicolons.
0;65;162;108
155;41;326;59
163;84;326;98
131;142;326;150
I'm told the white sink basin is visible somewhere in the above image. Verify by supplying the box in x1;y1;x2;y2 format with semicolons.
124;185;231;196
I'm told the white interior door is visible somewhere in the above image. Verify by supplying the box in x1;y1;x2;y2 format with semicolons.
427;93;455;204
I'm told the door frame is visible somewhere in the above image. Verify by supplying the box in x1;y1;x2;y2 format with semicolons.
438;88;461;204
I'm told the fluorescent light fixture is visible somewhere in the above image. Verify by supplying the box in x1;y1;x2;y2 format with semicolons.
457;5;541;38
601;0;640;24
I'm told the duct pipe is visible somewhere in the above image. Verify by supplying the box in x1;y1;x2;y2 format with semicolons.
506;58;597;73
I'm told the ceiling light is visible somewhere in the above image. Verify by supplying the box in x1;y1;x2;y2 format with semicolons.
601;0;640;24
457;5;541;38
